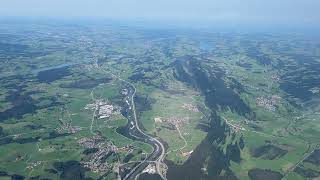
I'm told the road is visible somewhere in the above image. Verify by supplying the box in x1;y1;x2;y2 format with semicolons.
100;68;166;180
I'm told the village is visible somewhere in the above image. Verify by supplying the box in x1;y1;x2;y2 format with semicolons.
77;135;135;174
309;87;320;94
55;119;82;134
153;102;201;158
181;103;199;112
256;95;281;112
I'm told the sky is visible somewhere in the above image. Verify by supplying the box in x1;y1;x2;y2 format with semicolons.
0;0;320;28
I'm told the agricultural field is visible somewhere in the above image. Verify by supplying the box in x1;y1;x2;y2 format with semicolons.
0;20;320;180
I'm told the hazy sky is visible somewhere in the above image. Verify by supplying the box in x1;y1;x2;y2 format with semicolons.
1;0;319;27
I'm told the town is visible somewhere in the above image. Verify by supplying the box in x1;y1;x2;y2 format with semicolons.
84;99;121;119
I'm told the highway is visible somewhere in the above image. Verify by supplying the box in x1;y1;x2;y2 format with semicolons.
122;85;166;180
100;67;166;180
